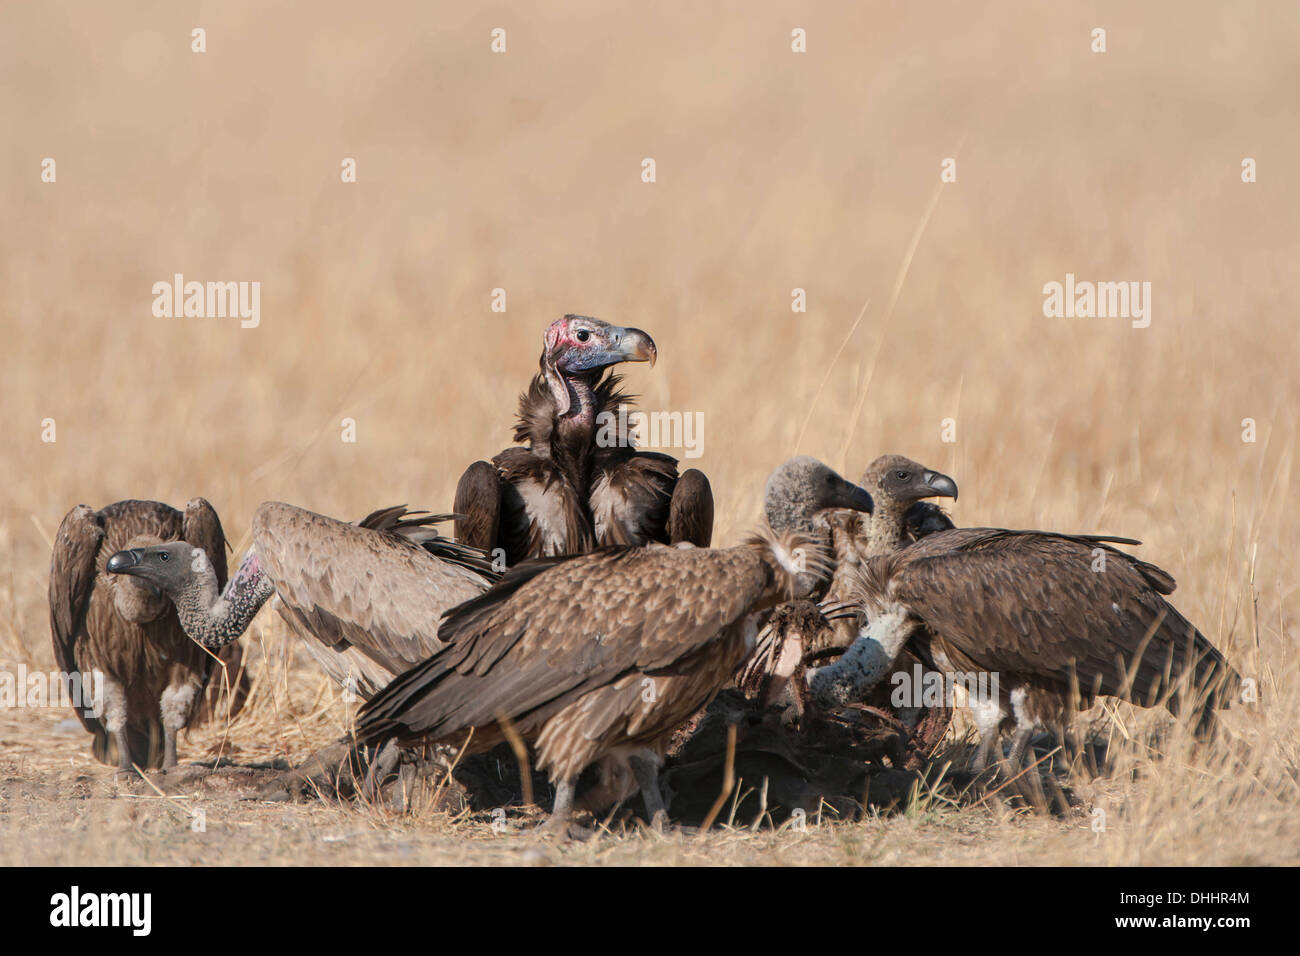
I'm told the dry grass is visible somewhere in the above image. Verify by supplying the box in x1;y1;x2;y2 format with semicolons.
1;1;1297;865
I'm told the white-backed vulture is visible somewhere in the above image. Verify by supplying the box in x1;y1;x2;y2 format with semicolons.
760;455;876;598
105;502;497;700
355;527;828;834
454;315;714;565
821;455;959;642
49;498;247;772
808;528;1242;771
807;455;1205;773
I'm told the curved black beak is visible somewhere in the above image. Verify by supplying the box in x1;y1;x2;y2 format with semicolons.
922;470;958;501
106;549;143;575
844;483;875;515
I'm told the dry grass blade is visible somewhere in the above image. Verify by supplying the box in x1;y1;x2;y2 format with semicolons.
697;723;738;836
496;712;534;808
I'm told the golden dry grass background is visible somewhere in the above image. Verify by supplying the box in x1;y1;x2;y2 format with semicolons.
1;1;1297;864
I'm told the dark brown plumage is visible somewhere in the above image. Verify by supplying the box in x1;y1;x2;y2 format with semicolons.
810;528;1242;770
357;528;823;832
49;498;246;771
454;315;714;566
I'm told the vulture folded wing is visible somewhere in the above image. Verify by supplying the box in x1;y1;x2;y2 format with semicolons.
182;497;229;589
452;461;503;554
48;505;105;735
252;502;489;680
358;545;771;745
888;529;1236;707
668;467;714;547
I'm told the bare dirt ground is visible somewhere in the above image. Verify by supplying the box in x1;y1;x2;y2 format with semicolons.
2;2;1298;864
2;620;1295;866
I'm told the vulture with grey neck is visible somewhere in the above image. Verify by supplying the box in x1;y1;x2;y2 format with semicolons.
105;503;497;701
740;455;956;719
454;315;714;565
808;526;1242;772
355;457;870;833
49;498;247;772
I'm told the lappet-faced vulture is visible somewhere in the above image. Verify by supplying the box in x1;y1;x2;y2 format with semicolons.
454;315;714;565
105;503;497;701
49;498;248;772
355;525;830;835
808;527;1242;771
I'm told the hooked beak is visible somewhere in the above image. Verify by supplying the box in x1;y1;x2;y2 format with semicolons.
617;326;657;367
922;470;959;501
106;548;144;575
845;484;875;515
565;325;658;371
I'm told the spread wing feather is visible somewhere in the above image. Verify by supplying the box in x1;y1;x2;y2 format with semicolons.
252;502;492;680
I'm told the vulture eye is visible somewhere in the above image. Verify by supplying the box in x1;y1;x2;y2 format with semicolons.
575;329;590;342
895;471;909;480
159;552;170;561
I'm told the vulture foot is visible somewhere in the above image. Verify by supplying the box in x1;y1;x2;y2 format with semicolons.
246;741;360;803
535;818;595;842
537;779;582;841
1005;726;1034;771
629;752;668;831
361;739;402;804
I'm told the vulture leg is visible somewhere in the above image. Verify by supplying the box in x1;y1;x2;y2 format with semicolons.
968;696;1006;774
397;761;418;812
102;677;136;775
1006;723;1035;772
667;468;714;547
629;753;668;833
1060;722;1097;777
454;460;503;554
539;779;577;839
361;738;402;804
159;672;201;770
971;732;1000;775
